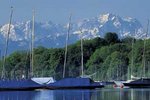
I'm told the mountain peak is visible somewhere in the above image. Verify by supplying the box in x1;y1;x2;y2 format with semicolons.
98;13;119;23
0;13;144;53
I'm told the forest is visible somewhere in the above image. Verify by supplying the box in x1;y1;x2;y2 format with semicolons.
0;32;150;81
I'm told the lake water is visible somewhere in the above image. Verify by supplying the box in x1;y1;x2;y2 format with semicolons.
0;88;150;100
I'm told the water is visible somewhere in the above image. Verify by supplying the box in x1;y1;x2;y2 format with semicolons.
0;88;150;100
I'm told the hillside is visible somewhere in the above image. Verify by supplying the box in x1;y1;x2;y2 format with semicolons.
0;32;149;80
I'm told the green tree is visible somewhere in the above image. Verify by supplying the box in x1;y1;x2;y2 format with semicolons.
104;32;119;44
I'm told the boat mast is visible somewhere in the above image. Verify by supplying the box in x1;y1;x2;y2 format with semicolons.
63;15;72;78
142;19;149;78
128;30;136;80
80;29;84;77
130;32;134;80
1;7;13;79
30;10;35;78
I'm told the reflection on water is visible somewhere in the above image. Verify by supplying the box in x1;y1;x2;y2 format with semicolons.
0;89;150;100
0;91;39;100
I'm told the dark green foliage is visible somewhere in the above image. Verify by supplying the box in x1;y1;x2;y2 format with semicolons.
104;32;119;44
0;33;150;81
49;48;64;79
86;43;130;80
121;36;136;43
4;51;29;79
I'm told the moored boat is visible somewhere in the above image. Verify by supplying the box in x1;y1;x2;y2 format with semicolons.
123;78;150;88
45;15;104;90
0;8;46;91
113;75;140;88
46;77;104;89
113;80;126;88
0;79;44;91
123;20;150;88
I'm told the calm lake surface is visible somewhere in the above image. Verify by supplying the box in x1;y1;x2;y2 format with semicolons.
0;88;150;100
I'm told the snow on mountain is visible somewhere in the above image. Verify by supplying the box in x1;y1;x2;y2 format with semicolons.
0;13;144;53
74;13;144;39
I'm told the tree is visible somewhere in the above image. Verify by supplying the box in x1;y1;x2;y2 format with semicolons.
5;51;29;79
104;32;119;44
121;36;135;43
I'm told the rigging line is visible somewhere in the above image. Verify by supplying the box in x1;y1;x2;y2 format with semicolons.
1;7;13;79
63;14;72;78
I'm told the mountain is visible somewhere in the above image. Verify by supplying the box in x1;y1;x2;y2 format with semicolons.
0;13;144;54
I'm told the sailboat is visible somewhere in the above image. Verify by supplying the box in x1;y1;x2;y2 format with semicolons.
29;10;55;85
46;15;104;89
123;20;150;88
0;8;44;90
114;30;139;88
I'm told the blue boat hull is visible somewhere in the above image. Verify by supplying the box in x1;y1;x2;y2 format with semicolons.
0;78;104;90
0;79;45;91
46;78;104;89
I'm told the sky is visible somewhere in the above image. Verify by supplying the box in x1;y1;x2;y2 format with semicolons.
0;0;150;26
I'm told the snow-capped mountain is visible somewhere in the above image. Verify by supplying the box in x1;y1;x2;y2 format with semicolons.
74;13;144;39
0;13;144;53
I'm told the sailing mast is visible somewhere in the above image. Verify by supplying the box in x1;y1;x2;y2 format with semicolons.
128;30;136;80
130;32;134;80
142;19;149;78
63;15;72;78
80;29;84;77
30;10;35;78
1;7;13;79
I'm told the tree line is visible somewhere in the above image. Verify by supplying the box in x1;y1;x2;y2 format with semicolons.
0;32;150;81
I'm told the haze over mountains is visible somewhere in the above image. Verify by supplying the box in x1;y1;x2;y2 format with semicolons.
0;13;145;53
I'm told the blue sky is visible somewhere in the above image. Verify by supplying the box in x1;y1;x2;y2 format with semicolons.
0;0;150;26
